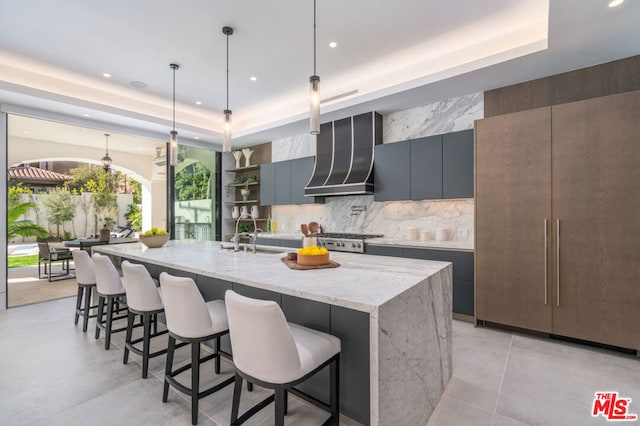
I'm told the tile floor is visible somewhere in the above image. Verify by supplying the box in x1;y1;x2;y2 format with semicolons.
0;297;638;425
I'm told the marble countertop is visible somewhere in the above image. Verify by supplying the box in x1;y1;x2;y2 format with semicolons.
94;240;451;313
257;233;474;251
366;238;474;252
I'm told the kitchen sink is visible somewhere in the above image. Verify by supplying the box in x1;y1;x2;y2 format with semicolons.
219;243;285;255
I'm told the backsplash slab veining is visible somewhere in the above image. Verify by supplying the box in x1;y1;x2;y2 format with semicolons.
271;195;474;243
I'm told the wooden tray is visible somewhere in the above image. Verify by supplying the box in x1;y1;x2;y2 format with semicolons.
281;257;340;270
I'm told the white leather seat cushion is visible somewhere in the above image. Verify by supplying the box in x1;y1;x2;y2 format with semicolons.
289;323;341;378
207;300;229;335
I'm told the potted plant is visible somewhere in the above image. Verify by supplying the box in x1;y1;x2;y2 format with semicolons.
99;206;118;242
240;180;251;201
225;176;243;198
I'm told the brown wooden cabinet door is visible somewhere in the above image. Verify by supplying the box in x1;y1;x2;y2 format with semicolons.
475;107;552;332
551;90;640;349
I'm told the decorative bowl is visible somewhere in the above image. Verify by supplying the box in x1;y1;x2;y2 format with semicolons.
297;252;330;266
139;233;170;248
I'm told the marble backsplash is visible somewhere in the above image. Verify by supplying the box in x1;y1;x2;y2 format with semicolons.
271;195;474;242
269;92;483;242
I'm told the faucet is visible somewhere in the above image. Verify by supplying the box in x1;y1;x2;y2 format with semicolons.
234;214;258;253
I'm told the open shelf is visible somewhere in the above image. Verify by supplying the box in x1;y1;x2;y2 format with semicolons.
224;200;259;205
225;165;260;173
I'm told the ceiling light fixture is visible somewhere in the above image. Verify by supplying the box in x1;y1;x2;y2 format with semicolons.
196;101;202;105
250;76;257;81
329;42;337;48
608;0;624;6
169;63;180;166
101;133;113;171
222;26;234;153
102;73;111;78
309;0;320;135
83;113;91;117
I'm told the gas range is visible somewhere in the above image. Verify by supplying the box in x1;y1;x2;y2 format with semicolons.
317;232;383;253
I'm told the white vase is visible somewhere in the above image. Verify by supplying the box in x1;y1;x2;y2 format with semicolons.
242;148;254;167
232;150;243;169
231;206;239;219
240;206;249;217
250;205;259;219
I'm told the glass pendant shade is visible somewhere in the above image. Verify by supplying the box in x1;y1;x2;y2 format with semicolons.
169;130;178;165
309;75;320;135
223;109;232;153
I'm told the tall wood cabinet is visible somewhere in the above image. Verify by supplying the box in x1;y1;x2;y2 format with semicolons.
476;90;640;350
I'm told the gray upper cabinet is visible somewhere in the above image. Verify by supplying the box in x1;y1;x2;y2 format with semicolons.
259;163;276;206
274;161;292;205
261;157;324;206
442;129;474;199
291;157;324;204
374;129;474;201
410;135;443;200
374;142;411;201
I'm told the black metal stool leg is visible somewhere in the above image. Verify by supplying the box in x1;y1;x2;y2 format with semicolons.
142;312;152;378
215;336;221;374
82;286;93;333
95;296;105;339
191;342;201;425
123;310;134;364
74;286;83;325
230;373;243;425
163;336;176;402
104;297;114;350
275;385;285;426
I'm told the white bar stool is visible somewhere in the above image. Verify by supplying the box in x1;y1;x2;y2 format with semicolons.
121;261;169;378
160;272;234;425
72;250;98;333
225;290;341;426
93;253;129;350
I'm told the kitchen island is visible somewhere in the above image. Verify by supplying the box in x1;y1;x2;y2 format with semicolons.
94;240;452;425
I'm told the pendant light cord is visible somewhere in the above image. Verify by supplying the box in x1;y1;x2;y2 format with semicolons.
313;0;317;75
172;67;176;132
227;31;231;109
105;134;109;155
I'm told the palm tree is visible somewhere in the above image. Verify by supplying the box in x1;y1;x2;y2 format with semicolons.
8;202;49;241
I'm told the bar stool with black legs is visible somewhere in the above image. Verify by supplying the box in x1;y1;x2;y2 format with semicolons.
93;253;129;350
121;261;170;378
72;250;98;332
160;272;234;425
225;290;341;426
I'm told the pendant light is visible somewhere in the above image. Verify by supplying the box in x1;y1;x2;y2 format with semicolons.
222;26;233;153
169;63;179;166
309;0;320;135
101;133;112;171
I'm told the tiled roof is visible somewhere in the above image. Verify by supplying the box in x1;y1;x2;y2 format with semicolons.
8;166;71;185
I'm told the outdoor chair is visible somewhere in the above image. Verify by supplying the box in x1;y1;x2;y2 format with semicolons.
38;241;73;282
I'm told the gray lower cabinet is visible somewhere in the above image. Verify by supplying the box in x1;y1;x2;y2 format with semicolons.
259;163;276;206
279;238;301;249
374;142;411;201
442;129;474;199
255;237;300;248
255;237;281;246
367;245;475;316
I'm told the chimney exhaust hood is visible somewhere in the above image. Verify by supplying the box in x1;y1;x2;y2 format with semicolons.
305;112;382;197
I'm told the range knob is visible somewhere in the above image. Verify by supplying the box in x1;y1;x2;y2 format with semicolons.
356;243;362;248
351;242;356;248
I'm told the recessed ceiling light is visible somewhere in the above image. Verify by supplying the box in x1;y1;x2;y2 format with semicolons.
609;0;624;6
195;101;202;105
329;42;337;48
250;76;257;81
130;80;148;89
83;113;91;117
103;73;111;78
195;136;200;139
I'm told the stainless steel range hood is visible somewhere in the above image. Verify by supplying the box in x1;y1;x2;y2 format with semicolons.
305;112;382;197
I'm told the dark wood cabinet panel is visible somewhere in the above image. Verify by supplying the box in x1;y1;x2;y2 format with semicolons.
410;135;442;200
259;163;276;206
551;90;640;349
442;129;474;199
374;142;411;201
475;107;553;333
